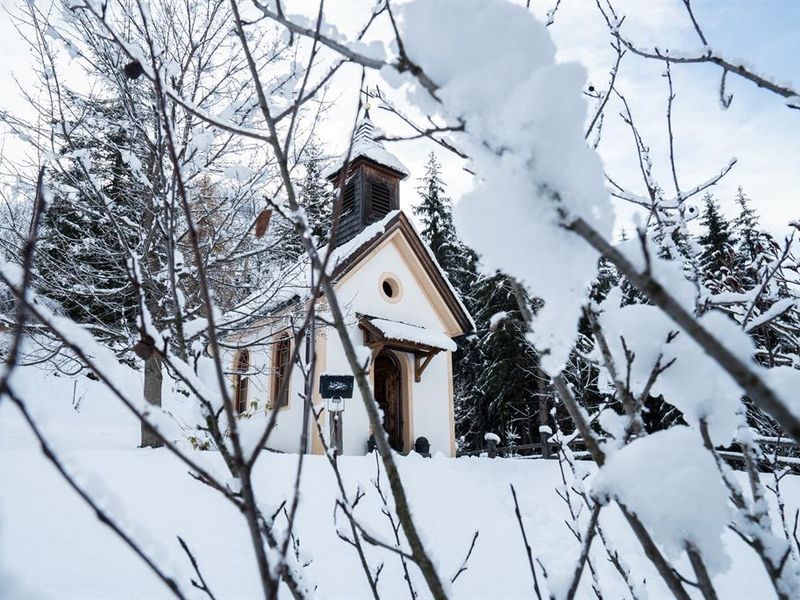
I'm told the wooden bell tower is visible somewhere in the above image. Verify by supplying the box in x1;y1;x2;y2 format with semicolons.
326;110;409;247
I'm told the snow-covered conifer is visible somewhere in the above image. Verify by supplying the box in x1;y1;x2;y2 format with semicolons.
300;141;333;247
697;193;738;293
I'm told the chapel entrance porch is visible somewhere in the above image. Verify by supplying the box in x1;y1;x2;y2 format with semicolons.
360;315;449;454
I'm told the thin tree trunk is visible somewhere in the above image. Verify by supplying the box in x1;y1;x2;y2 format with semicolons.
141;353;164;448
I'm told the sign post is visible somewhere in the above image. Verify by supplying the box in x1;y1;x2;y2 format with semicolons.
319;374;354;456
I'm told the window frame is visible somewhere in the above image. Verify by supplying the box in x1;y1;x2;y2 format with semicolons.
378;272;403;304
271;336;292;409
233;349;250;414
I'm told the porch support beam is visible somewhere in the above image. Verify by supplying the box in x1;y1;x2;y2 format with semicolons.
414;351;438;383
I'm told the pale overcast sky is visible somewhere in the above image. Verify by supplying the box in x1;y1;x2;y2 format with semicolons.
1;0;798;236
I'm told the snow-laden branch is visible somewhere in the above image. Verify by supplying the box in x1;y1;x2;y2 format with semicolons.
603;0;800;109
563;212;800;441
251;0;442;98
618;42;800;109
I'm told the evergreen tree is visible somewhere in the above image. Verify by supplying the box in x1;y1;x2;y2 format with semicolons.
698;193;734;267
271;203;305;263
590;256;620;304
414;152;500;449
300;142;333;247
271;142;332;263
413;152;482;307
36;96;148;344
590;234;645;307
414;153;463;279
732;187;763;289
697;193;738;293
456;273;542;451
409;153;552;452
691;188;799;437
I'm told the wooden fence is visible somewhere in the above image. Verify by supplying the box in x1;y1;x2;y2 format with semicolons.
458;433;800;473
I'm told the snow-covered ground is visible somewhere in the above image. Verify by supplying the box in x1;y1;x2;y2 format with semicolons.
1;365;797;599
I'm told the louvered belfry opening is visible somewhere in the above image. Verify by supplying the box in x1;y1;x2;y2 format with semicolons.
368;176;392;220
327;109;408;248
341;177;356;216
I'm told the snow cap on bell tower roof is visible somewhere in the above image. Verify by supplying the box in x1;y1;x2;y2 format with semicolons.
325;108;410;180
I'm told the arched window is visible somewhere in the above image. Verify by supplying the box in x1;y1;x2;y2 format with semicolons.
272;336;291;408
233;349;250;414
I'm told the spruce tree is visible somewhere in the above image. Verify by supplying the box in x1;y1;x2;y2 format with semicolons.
36;97;146;343
300;142;332;247
697;193;737;293
414;153;461;278
271;141;332;263
409;153;492;449
590;256;620;304
732;187;762;288
457;273;542;450
412;152;548;452
413;152;481;306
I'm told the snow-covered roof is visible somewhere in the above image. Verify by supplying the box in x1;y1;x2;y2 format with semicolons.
226;210;473;337
366;317;457;352
215;259;310;342
325;210;400;273
324;112;410;178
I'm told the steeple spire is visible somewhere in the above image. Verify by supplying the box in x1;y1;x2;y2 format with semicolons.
352;111;377;149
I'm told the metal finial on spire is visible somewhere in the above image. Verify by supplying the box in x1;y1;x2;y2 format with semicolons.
361;87;371;119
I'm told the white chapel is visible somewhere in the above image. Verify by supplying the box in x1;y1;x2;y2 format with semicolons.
226;112;474;457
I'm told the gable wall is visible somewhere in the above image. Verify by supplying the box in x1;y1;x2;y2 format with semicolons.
335;231;457;333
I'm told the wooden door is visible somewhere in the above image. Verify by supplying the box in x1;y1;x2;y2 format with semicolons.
374;352;403;451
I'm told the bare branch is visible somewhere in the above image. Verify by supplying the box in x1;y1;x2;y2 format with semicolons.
177;536;218;600
510;484;545;600
450;530;480;584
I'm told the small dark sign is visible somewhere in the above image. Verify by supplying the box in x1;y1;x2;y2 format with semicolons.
319;374;355;399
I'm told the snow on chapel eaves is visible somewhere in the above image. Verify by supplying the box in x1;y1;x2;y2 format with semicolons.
368;317;457;352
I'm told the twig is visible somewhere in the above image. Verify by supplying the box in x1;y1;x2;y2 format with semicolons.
310;397;382;600
372;452;418;600
565;504;601;600
552;375;691;600
510;484;544;600
451;530;480;584
177;536;218;600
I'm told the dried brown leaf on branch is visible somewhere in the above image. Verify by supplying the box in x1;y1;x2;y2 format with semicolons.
254;209;272;238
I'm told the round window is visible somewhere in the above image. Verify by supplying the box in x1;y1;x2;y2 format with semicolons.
379;275;402;303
